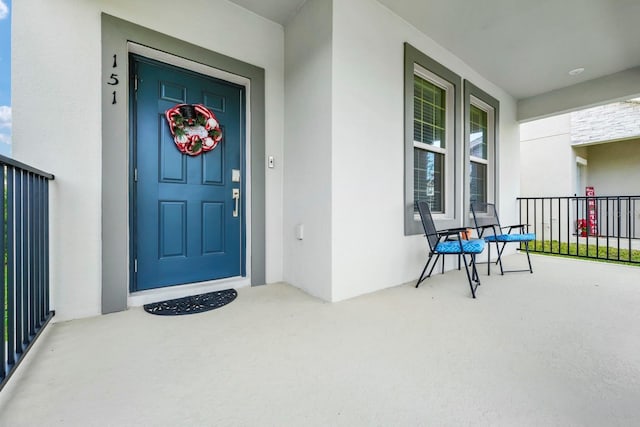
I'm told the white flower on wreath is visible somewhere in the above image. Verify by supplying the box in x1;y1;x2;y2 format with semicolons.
206;118;218;130
203;137;215;148
176;134;188;144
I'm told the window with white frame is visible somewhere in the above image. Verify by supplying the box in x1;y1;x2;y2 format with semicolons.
405;43;461;235
413;68;454;214
465;81;498;215
469;102;489;205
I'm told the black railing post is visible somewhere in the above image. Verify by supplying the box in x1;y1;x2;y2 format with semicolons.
22;169;29;349
628;196;633;262
44;181;50;315
33;175;40;330
595;198;600;259
575;196;578;256
29;172;36;339
541;198;545;251
633;197;637;239
37;177;44;325
548;198;551;252
533;199;538;251
15;169;23;357
600;197;610;259
566;197;569;255
526;198;530;244
1;166;5;382
616;197;621;261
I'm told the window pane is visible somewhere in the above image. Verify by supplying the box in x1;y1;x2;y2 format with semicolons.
470;105;487;159
470;161;487;205
414;148;444;213
414;75;446;148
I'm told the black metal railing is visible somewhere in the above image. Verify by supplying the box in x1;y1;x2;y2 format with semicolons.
1;154;55;391
517;196;640;264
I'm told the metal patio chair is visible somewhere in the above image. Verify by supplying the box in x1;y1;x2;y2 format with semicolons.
415;200;485;298
470;202;535;275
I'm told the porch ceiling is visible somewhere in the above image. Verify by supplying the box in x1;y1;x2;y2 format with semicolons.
228;0;640;100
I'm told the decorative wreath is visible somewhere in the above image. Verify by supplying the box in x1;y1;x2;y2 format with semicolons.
165;104;222;156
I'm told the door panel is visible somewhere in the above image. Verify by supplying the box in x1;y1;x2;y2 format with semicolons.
131;55;245;291
202;202;225;254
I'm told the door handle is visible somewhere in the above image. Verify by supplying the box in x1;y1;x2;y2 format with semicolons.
232;188;240;217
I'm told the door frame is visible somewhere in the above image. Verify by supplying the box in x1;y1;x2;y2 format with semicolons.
128;44;251;295
101;14;266;314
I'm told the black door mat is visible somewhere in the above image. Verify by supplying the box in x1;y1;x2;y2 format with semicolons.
143;289;237;316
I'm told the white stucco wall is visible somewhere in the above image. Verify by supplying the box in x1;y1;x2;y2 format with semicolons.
283;0;333;301
586;139;640;196
520;114;576;196
330;0;520;301
13;0;284;321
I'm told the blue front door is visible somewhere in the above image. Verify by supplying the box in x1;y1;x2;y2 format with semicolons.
131;55;245;291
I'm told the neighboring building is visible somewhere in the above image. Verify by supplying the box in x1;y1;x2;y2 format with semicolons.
521;99;640;197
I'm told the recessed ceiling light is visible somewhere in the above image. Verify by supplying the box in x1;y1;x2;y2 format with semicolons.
568;67;585;76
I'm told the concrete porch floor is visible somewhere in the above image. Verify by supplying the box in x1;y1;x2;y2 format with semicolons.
1;254;640;426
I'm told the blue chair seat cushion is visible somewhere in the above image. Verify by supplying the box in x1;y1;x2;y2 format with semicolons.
485;233;535;242
435;239;485;254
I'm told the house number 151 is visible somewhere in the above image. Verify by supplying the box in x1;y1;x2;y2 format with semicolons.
108;54;119;104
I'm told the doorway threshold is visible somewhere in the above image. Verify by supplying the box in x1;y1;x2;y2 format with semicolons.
128;277;250;308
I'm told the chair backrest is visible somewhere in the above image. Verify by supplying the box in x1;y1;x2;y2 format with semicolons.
416;200;440;251
470;202;502;235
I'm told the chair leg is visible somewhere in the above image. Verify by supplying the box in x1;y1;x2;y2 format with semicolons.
496;241;507;263
487;241;491;276
461;253;480;299
415;253;434;287
429;254;441;278
471;254;480;285
496;242;505;275
416;252;448;288
494;241;535;274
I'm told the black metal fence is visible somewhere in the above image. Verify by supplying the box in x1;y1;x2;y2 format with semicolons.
1;154;55;391
517;196;640;264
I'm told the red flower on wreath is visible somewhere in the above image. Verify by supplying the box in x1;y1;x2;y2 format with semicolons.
165;104;223;156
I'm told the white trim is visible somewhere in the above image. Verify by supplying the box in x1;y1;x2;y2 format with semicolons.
470;95;493;116
571;135;639;147
414;64;447;91
414;141;446;154
129;43;250;87
413;64;455;218
127;42;253;296
470;156;488;165
576;156;588;166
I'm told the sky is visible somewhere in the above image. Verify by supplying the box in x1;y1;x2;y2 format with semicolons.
0;0;11;157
